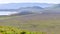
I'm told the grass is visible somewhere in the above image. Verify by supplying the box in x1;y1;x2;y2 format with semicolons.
0;14;60;34
0;26;47;34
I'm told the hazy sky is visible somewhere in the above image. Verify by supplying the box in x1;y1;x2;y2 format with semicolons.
0;0;60;4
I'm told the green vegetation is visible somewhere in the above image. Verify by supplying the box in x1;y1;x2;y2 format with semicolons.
0;15;60;34
0;26;48;34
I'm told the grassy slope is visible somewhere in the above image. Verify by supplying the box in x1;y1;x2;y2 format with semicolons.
0;14;60;34
0;26;47;34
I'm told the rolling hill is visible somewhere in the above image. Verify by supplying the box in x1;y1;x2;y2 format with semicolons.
0;13;60;34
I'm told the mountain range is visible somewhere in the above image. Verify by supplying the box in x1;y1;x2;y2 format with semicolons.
0;3;54;9
0;3;60;15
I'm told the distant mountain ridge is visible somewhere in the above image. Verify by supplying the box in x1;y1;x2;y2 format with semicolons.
0;3;53;9
0;3;57;15
46;4;60;9
10;6;44;15
0;6;43;11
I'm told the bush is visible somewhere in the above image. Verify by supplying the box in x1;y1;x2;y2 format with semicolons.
0;26;47;34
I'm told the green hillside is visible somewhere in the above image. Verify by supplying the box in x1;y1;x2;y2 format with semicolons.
0;14;59;34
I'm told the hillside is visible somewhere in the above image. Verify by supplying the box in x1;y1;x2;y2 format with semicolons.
0;13;60;34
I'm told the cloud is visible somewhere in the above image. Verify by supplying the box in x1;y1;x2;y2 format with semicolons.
0;0;60;4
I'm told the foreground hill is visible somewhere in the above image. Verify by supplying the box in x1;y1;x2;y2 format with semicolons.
0;13;60;34
0;26;47;34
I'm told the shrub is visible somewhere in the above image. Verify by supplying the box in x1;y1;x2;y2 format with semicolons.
0;26;47;34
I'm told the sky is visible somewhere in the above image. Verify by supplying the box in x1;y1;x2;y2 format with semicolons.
0;0;60;4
